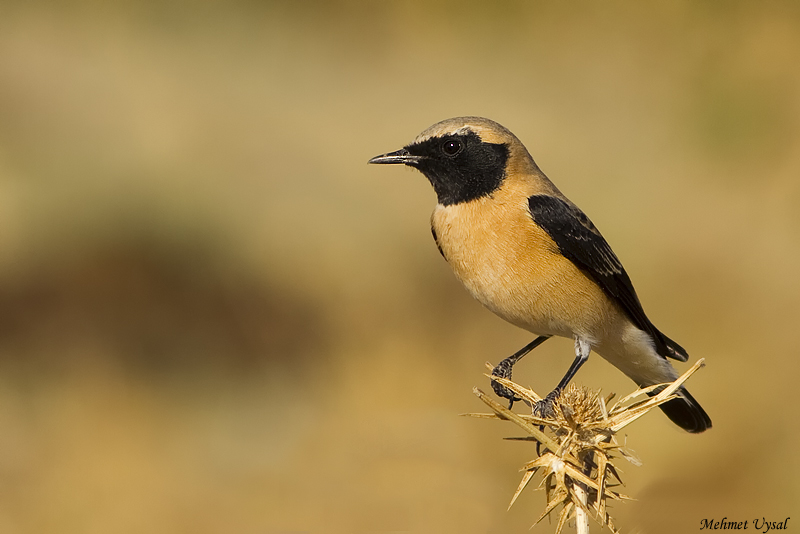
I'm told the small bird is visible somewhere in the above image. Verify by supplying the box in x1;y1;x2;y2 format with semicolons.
369;116;711;433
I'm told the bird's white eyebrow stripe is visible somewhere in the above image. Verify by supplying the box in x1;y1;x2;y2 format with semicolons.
413;125;478;145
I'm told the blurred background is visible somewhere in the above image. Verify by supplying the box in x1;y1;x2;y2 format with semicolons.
1;1;798;532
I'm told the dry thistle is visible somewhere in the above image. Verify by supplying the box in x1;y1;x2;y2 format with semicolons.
464;358;706;533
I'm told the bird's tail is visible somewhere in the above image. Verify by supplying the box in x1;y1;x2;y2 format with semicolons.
653;329;689;362
651;386;712;433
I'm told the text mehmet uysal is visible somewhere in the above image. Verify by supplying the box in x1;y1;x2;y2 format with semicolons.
700;517;790;532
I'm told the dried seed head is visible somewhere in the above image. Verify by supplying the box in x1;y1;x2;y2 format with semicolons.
467;358;706;534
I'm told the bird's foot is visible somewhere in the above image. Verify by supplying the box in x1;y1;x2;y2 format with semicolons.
490;358;520;407
532;389;561;419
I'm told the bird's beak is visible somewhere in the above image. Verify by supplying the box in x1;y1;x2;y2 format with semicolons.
368;148;422;165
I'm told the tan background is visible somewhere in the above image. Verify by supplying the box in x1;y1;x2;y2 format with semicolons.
1;1;798;532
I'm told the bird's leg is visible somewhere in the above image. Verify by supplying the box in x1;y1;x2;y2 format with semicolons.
533;337;591;418
491;335;551;408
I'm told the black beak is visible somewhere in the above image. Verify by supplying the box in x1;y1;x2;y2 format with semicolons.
368;148;422;165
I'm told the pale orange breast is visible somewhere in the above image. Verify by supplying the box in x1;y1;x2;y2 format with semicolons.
431;183;624;342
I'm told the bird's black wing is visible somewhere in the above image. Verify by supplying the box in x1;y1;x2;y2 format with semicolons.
528;195;687;361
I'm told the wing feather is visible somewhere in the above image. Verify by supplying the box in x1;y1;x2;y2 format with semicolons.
527;195;687;361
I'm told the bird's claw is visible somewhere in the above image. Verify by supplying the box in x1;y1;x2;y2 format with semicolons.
532;390;561;419
490;359;520;404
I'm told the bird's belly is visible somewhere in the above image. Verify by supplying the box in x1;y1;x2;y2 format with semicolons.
451;252;580;338
432;202;615;342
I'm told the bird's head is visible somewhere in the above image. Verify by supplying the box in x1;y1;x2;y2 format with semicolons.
369;116;540;206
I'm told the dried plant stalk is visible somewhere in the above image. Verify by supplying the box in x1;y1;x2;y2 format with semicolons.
464;358;706;533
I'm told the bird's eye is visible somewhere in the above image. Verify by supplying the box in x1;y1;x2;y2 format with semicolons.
441;139;463;157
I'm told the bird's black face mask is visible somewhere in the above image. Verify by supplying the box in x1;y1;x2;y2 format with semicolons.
404;131;509;206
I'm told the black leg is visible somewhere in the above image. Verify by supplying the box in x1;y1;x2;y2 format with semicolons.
491;335;551;407
534;337;591;417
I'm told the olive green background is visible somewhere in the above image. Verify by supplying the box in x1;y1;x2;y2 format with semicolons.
1;1;798;532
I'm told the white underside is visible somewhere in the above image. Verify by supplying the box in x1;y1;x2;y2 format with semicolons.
587;324;679;387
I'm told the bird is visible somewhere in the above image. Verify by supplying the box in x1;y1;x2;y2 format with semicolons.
368;116;711;433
